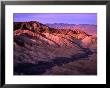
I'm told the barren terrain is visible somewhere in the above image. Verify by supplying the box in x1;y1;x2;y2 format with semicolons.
14;21;97;75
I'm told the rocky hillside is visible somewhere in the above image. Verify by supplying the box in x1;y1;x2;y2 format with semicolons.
14;21;97;75
46;23;97;35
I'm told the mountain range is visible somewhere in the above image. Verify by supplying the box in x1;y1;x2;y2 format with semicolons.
46;23;97;35
14;21;97;75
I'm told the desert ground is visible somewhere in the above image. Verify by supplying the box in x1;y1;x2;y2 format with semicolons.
14;21;97;75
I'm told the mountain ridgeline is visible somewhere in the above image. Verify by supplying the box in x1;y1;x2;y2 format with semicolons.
14;21;97;75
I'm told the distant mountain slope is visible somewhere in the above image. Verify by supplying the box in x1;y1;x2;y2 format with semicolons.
46;23;97;35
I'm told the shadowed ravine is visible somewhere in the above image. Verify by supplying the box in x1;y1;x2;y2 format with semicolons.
14;48;94;75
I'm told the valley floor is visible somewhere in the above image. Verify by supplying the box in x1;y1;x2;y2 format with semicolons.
14;48;97;75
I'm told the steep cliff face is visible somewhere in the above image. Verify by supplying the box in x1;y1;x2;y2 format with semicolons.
14;21;97;75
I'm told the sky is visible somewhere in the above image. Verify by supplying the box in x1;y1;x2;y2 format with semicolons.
13;13;97;25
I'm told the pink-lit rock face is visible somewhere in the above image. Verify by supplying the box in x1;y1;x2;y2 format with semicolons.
14;21;97;75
